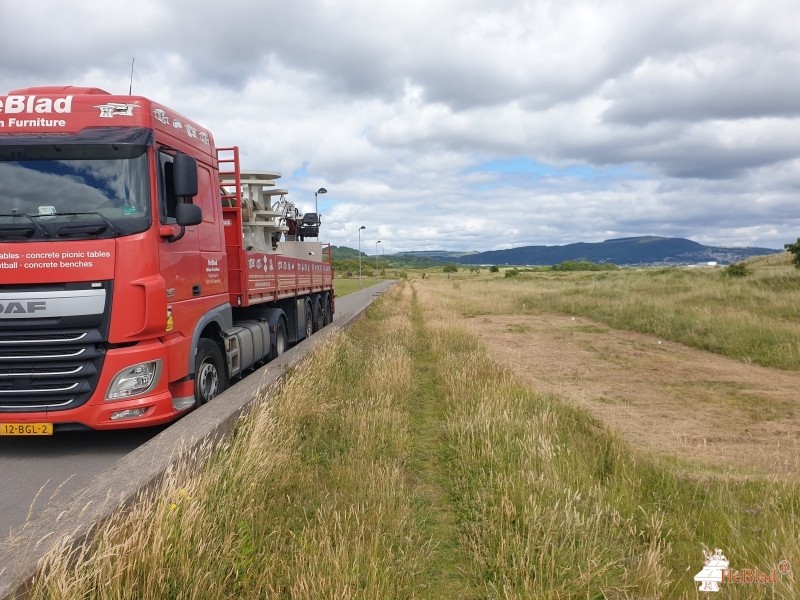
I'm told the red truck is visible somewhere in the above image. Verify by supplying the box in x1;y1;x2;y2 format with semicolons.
0;86;334;433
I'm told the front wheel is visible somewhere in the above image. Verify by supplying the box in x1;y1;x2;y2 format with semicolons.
194;338;227;405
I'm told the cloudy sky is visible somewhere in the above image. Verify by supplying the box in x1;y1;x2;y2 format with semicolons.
2;0;799;253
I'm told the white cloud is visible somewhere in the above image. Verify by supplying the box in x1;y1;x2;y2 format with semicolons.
1;0;799;252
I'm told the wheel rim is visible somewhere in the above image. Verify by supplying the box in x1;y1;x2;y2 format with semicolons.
197;359;219;402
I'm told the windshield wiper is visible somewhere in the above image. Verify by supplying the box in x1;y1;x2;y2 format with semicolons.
29;212;123;237
0;213;50;238
56;223;109;237
0;226;35;238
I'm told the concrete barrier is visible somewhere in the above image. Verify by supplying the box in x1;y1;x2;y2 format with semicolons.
0;282;391;599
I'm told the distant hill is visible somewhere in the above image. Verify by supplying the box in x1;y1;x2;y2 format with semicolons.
455;236;781;266
393;250;476;260
330;245;366;259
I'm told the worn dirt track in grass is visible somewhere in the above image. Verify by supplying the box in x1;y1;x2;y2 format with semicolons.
465;313;800;479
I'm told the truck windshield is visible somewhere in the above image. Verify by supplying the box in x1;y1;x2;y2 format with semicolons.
0;144;150;240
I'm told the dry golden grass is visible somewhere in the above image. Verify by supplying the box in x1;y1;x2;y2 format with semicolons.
26;271;800;599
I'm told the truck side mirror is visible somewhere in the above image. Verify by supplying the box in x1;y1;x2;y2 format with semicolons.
175;202;202;226
164;202;202;243
173;153;198;198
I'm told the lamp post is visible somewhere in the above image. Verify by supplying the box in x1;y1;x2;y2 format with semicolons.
358;226;366;288
375;240;381;279
314;187;327;216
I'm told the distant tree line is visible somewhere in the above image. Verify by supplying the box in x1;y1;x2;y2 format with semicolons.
489;261;619;275
330;246;448;276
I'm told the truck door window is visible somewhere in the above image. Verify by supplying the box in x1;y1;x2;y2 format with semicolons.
158;151;179;222
198;166;215;224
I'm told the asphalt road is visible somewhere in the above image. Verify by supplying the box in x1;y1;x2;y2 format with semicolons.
0;281;392;541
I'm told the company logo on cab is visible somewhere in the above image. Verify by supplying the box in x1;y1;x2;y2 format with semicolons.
0;95;73;114
0;301;46;315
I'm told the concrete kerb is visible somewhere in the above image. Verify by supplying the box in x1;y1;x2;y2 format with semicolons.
0;289;384;600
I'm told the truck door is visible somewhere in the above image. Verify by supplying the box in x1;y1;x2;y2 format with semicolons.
157;150;202;338
196;164;226;301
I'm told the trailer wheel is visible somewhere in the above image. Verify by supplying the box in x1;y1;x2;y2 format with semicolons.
322;294;333;326
312;297;323;332
194;338;227;405
304;303;314;340
270;319;287;360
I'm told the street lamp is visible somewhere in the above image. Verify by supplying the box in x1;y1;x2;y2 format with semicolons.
314;187;327;216
358;226;366;288
375;240;381;279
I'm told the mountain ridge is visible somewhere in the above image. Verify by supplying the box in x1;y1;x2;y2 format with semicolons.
411;236;780;266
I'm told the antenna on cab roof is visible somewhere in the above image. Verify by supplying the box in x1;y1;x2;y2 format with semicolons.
128;58;135;95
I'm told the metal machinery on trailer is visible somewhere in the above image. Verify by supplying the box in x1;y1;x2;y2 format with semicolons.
0;86;334;433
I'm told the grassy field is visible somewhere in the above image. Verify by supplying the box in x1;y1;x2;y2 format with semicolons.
28;258;800;599
443;254;800;370
332;276;376;297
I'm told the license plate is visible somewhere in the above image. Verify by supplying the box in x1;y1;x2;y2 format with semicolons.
0;423;54;436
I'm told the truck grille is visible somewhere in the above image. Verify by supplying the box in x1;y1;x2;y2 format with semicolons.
0;282;111;413
0;328;105;412
0;332;88;343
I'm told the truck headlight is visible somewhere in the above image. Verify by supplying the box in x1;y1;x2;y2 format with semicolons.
106;360;162;401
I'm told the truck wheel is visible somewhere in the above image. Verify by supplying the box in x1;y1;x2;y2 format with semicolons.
322;294;332;326
270;320;287;360
313;298;323;332
304;303;313;339
194;338;227;405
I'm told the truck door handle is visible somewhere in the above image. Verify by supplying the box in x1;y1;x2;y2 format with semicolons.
192;285;201;297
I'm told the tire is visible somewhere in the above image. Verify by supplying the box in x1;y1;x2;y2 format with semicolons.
322;294;333;326
312;298;323;332
194;338;227;405
270;319;287;360
304;303;313;340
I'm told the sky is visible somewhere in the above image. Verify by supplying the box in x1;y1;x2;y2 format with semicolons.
2;0;799;253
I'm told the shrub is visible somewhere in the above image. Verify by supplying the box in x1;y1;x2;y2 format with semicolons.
724;262;750;278
785;238;800;268
551;260;618;272
504;268;520;278
443;264;458;273
489;265;500;273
